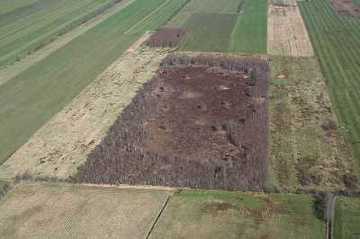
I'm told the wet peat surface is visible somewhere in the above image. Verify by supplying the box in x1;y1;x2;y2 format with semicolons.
145;28;186;48
76;55;270;191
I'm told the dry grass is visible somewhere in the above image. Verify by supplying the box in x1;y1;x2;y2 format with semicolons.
268;56;358;192
0;182;171;239
267;2;314;57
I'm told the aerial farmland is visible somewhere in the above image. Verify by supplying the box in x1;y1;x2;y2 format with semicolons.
0;0;359;238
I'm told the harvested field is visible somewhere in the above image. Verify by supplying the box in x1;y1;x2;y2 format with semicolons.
150;190;325;239
271;0;297;6
267;3;314;57
331;0;360;17
0;182;172;239
76;54;270;191
269;56;358;192
146;28;186;48
0;45;170;181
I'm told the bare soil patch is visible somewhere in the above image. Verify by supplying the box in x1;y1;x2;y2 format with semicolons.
331;0;360;17
0;42;169;180
76;54;270;191
145;28;186;48
268;2;314;57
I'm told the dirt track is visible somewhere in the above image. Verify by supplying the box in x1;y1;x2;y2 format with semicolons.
267;2;314;57
0;39;170;180
76;54;270;191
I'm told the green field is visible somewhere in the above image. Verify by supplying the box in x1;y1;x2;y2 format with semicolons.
299;0;360;164
353;0;360;5
229;0;267;53
0;0;39;15
334;196;360;239
169;0;267;54
0;0;123;67
150;190;325;239
167;0;243;26
181;13;238;52
0;0;189;165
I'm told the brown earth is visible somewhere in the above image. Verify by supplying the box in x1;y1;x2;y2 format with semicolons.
332;0;360;17
145;28;186;48
76;54;270;191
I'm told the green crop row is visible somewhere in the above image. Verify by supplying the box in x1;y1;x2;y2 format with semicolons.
170;0;268;54
0;0;120;67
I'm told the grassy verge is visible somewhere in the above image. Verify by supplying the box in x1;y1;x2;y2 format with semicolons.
0;0;123;67
268;56;358;192
334;196;360;239
299;0;360;165
150;190;325;239
0;0;189;165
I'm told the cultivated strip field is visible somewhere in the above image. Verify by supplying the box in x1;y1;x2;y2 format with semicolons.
167;0;242;26
229;0;268;53
0;182;172;239
0;0;134;87
168;0;268;54
0;0;188;166
0;0;121;67
0;45;169;181
269;56;357;192
267;2;313;57
150;190;325;239
0;0;39;15
334;196;360;239
299;0;360;164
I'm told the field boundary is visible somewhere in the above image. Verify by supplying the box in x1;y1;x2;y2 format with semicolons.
146;194;172;239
